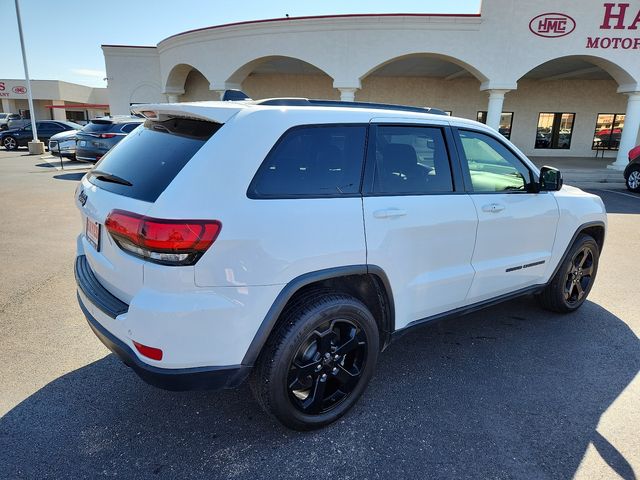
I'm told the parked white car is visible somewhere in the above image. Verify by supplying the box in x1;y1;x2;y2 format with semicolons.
0;112;21;130
74;96;606;430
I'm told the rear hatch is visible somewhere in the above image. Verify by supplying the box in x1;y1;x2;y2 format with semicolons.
76;114;226;303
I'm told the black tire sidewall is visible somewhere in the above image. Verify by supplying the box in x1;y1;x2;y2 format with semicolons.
268;297;379;430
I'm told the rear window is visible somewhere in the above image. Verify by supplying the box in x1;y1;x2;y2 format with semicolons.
82;121;114;133
88;117;221;202
248;124;367;198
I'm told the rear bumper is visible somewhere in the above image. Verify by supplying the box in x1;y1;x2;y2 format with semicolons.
74;255;251;391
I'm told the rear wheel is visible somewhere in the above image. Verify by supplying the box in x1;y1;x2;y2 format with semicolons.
626;167;640;193
538;234;599;313
250;291;379;430
3;136;18;150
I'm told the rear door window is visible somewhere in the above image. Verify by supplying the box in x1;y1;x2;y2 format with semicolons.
87;117;221;202
248;124;367;198
369;125;453;194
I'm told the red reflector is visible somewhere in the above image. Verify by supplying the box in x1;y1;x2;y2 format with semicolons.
99;133;117;139
133;341;163;361
105;209;222;265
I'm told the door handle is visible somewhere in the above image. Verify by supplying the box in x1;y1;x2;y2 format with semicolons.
481;203;505;213
373;208;407;219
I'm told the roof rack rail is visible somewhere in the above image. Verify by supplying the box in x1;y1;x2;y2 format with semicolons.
253;97;448;115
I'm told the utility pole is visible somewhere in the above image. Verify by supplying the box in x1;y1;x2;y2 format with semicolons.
14;0;44;154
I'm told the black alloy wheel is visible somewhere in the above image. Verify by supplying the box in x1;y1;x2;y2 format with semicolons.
538;233;599;313
287;318;367;415
251;291;379;430
564;246;595;306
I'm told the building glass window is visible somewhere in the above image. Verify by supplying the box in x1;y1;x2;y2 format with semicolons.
592;113;625;150
476;111;513;139
535;113;575;149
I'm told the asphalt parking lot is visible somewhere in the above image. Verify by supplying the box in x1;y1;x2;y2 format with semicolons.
0;149;638;479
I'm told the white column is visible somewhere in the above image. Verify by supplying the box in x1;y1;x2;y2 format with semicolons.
610;92;640;170
163;88;184;104
51;100;66;121
338;88;357;102
1;98;15;112
485;89;509;131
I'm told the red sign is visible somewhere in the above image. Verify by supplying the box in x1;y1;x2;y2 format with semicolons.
529;13;576;38
12;86;27;94
0;82;5;91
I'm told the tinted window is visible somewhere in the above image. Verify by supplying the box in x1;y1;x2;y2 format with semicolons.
121;123;140;133
88;117;221;202
371;125;453;194
458;130;531;192
82;121;114;133
249;125;366;197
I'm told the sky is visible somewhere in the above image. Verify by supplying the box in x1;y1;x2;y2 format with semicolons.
3;0;481;88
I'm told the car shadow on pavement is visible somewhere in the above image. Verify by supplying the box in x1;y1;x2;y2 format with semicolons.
53;172;86;181
1;297;638;479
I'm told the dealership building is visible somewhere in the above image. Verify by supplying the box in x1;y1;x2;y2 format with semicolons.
102;0;640;169
0;79;109;124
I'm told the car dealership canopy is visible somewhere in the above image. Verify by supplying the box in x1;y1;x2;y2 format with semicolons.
102;0;640;168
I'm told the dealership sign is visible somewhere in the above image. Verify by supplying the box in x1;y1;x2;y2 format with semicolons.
0;81;28;98
529;13;576;37
530;3;640;49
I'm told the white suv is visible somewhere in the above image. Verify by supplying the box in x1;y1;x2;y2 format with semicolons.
75;96;606;430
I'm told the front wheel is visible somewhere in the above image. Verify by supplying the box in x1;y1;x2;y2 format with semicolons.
538;234;599;313
250;291;379;430
3;136;18;150
626;167;640;193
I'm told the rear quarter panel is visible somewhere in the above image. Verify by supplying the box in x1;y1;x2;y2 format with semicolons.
146;108;371;288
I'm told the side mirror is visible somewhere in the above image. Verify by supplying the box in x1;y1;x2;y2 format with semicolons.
539;166;563;191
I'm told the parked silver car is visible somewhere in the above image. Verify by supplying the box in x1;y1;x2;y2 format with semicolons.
48;129;79;159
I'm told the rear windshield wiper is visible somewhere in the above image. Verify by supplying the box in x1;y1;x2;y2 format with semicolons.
90;170;133;187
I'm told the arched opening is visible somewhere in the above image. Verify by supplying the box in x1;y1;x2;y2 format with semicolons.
227;56;338;100
508;55;638;159
357;53;489;119
164;64;217;102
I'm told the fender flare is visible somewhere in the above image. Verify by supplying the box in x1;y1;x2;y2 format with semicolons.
241;264;394;366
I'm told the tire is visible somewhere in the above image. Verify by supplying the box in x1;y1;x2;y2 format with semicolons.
538;234;599;313
250;291;379;430
3;136;18;151
626;166;640;193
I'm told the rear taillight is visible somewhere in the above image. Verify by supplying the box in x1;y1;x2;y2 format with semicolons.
99;133;117;139
105;209;221;266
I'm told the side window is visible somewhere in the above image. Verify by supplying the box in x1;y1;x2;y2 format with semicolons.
458;130;531;193
371;125;453;194
249;125;366;197
121;123;139;133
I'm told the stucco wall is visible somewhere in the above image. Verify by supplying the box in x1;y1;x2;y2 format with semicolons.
243;73;339;101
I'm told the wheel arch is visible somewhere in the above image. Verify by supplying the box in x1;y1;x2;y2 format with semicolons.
548;220;606;282
241;265;395;366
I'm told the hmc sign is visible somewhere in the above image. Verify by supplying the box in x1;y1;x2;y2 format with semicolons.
530;3;640;50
